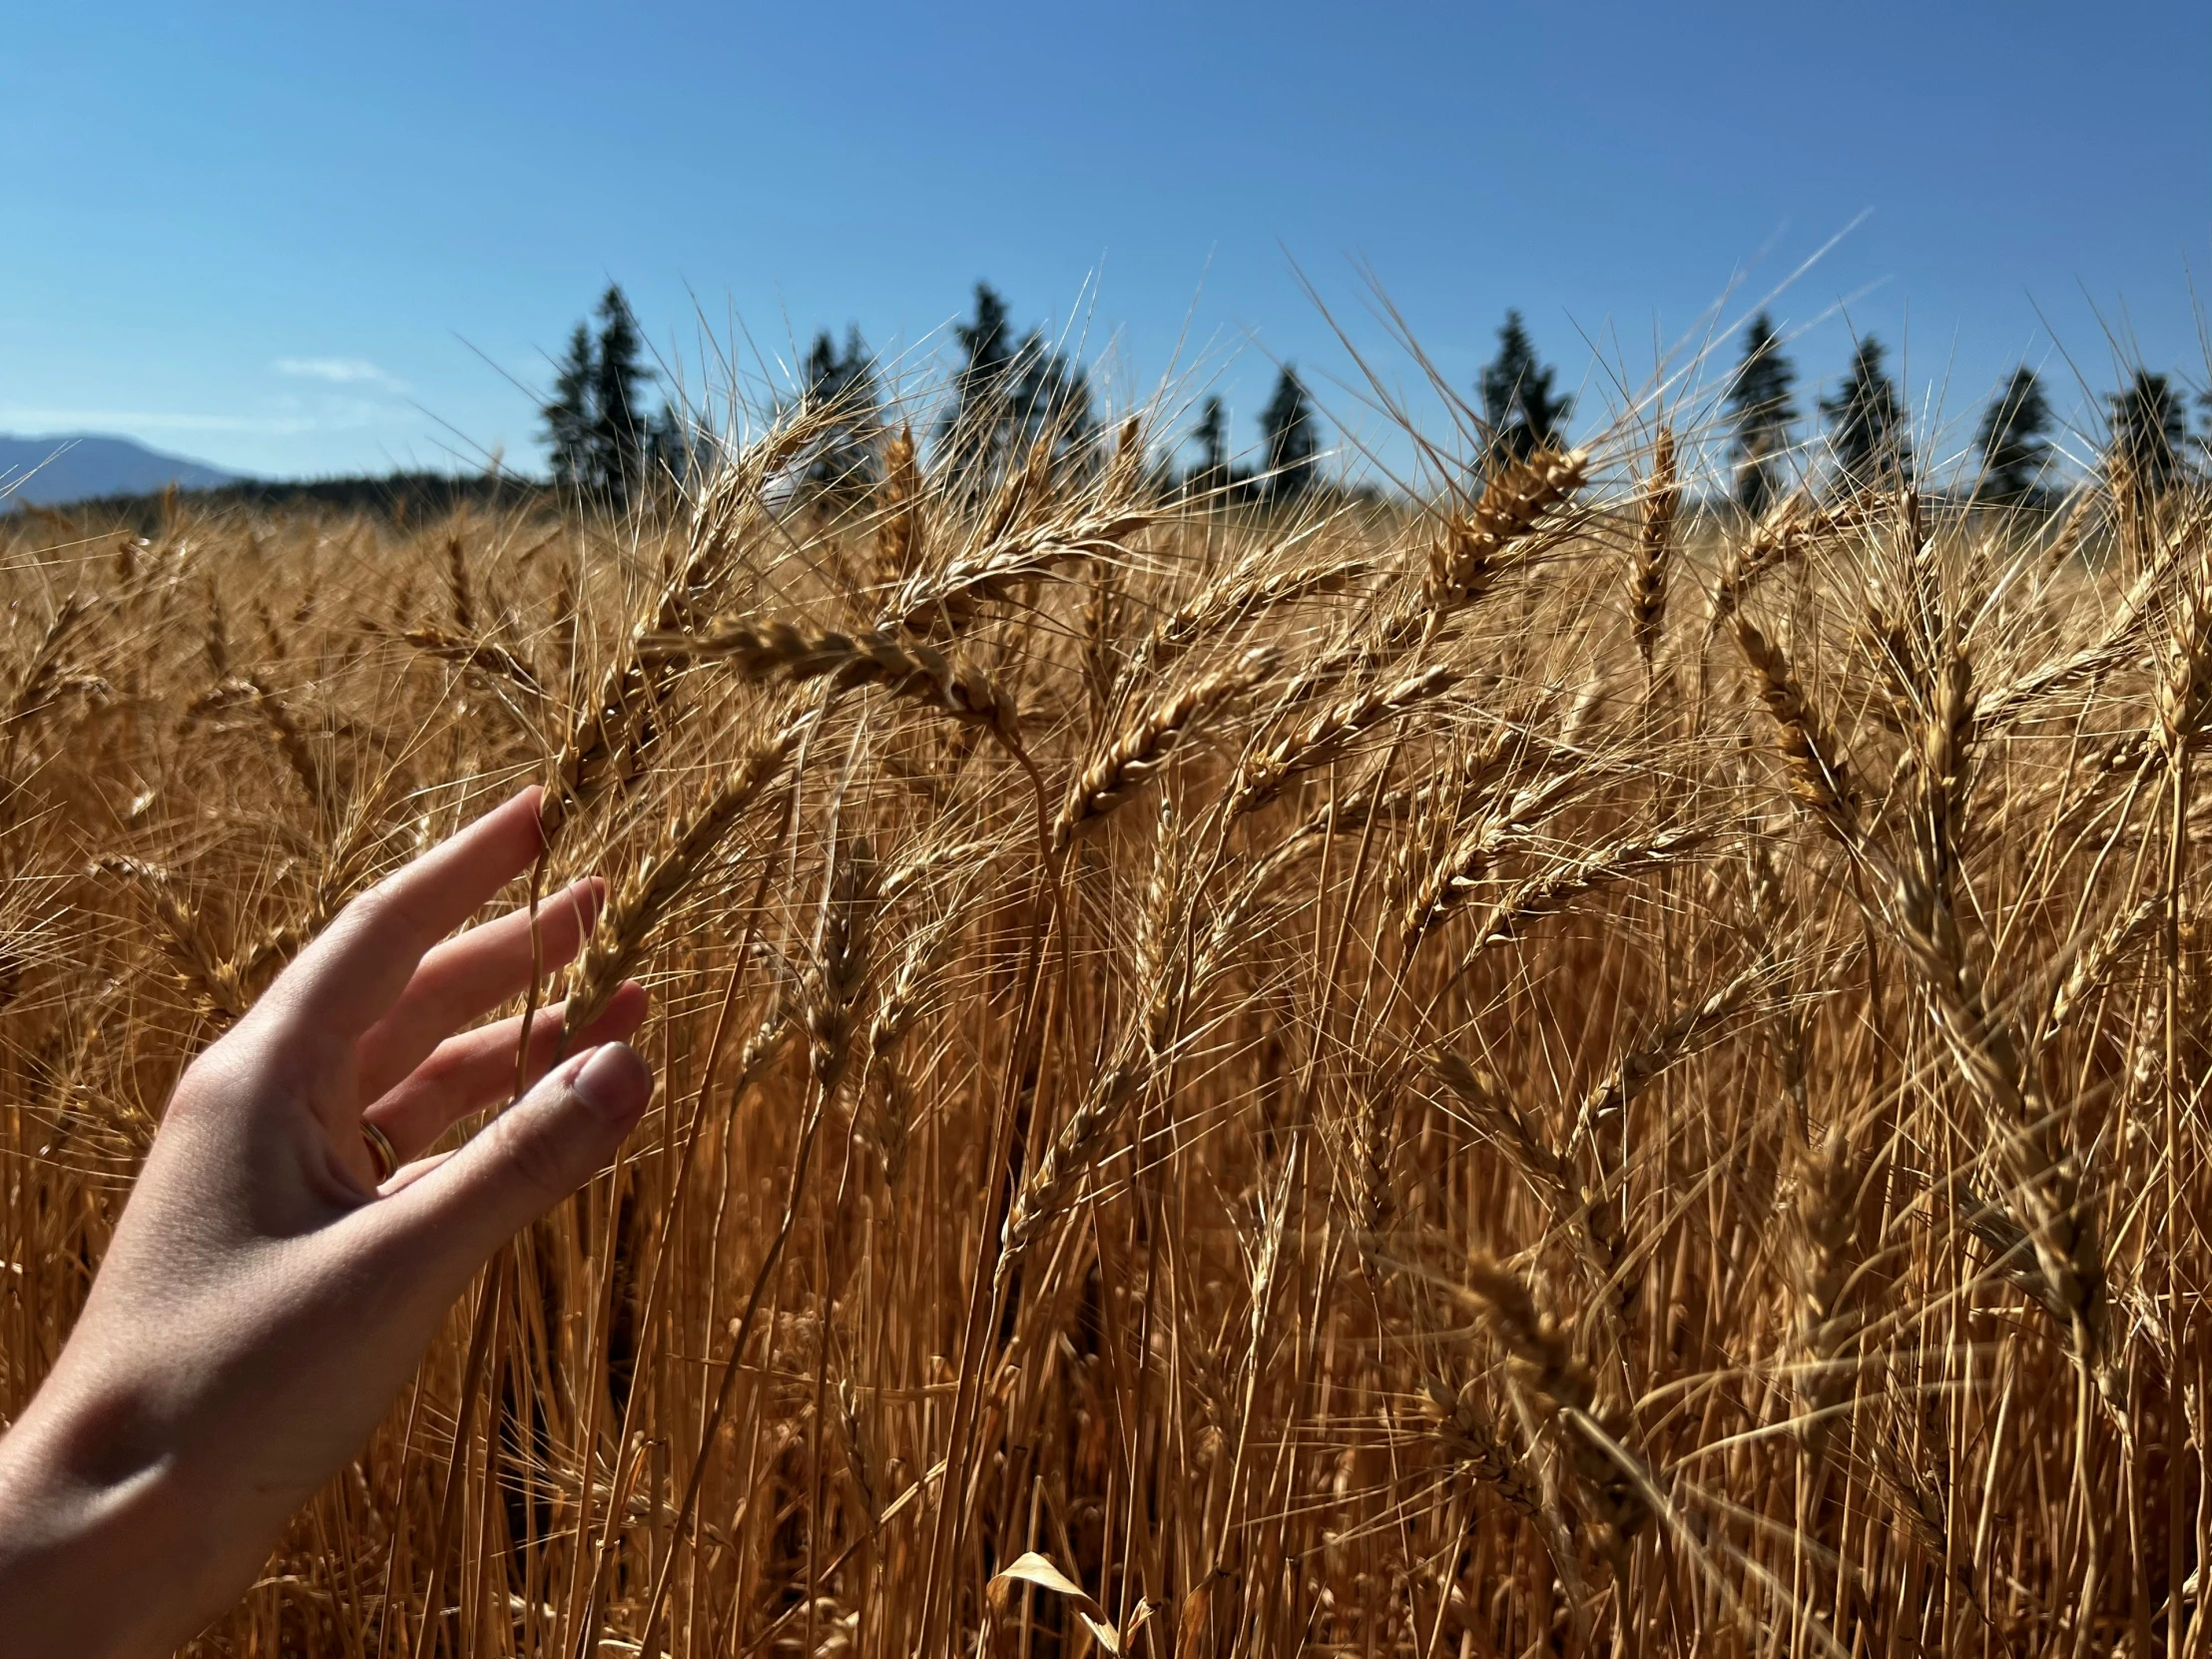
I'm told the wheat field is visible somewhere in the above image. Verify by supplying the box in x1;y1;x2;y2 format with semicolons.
1;380;2208;1657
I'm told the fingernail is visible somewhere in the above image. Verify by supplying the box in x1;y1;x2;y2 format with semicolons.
571;1042;649;1121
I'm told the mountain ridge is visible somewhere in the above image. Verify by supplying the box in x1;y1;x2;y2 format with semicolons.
0;433;244;507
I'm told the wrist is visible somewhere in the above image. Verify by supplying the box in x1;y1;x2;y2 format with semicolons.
0;1399;199;1658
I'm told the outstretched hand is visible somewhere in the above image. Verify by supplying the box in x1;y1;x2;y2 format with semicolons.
0;787;651;1657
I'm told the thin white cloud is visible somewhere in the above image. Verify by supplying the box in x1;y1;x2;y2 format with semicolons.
274;356;404;389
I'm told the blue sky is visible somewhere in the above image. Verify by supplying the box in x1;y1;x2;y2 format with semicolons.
1;1;2205;481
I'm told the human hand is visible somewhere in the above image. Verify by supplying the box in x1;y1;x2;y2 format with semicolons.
0;787;651;1656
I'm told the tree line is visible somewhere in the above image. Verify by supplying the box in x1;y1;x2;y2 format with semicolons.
541;283;2210;511
1722;312;2204;513
541;282;1330;510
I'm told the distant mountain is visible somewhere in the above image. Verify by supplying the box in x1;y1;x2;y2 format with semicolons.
0;433;243;506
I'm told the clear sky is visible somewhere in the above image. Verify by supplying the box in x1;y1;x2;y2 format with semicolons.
2;0;2206;481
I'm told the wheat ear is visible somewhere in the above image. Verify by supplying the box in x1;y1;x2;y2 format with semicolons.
1419;1375;1545;1520
1981;501;2202;732
2156;539;2212;762
2041;893;2161;1044
1891;887;2112;1384
1629;428;1677;673
874;424;924;588
859;892;972;1185
666;620;1023;755
1705;491;1828;644
7;593;91;730
803;835;877;1101
1424;447;1589;614
1734;617;1862;844
386;624;545;699
443;533;476;633
1453;827;1708;970
562;715;809;1046
1786;1119;1860;1458
875;494;1154;638
1230;665;1455;818
1054;649;1273;849
1396;771;1589;961
1444;1252;1652;1554
1136;549;1366;677
96;856;250;1023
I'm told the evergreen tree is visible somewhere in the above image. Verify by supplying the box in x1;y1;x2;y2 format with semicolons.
938;283;1096;488
1725;312;1797;515
941;282;1019;487
954;283;1014;393
1975;366;2054;505
1478;310;1573;468
1010;341;1097;470
589;284;652;510
537;285;666;505
2111;369;2186;497
647;404;711;491
802;325;883;500
1821;337;1911;491
1260;366;1321;501
542;323;597;491
1187;395;1229;493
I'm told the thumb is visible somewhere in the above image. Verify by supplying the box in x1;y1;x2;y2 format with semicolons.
380;1041;654;1277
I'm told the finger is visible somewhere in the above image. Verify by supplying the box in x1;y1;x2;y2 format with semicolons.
355;876;605;1102
367;1042;654;1283
265;787;547;1046
362;981;648;1163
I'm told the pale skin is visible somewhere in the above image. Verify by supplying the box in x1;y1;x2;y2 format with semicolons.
0;788;653;1656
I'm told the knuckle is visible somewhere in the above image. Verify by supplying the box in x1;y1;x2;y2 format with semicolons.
343;881;409;940
410;1037;472;1092
346;876;435;954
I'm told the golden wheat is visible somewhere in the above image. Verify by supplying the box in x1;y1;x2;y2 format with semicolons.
0;368;2207;1659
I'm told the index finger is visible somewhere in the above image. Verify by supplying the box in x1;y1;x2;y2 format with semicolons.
265;787;549;1045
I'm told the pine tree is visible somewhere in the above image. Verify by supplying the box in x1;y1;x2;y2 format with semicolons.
538;285;666;505
647;405;710;491
1478;310;1573;468
802;325;883;501
1010;340;1097;471
542;323;597;491
1725;313;1797;515
1821;337;1911;491
1188;395;1229;494
1975;366;2054;506
938;284;1096;489
941;282;1019;488
1261;366;1321;501
2111;369;2186;498
590;285;652;510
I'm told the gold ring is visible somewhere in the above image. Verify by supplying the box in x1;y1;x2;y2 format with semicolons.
360;1119;399;1184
